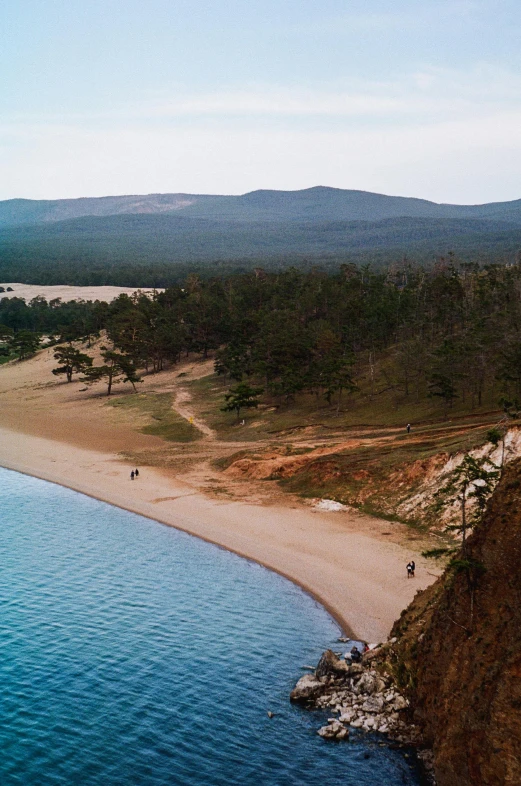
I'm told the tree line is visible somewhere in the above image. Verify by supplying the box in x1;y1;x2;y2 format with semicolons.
2;260;521;410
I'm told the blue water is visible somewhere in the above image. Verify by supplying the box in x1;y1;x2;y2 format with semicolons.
0;468;420;785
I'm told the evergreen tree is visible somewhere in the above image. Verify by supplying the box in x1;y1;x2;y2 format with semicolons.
10;330;40;361
221;383;264;420
82;347;141;395
52;344;93;382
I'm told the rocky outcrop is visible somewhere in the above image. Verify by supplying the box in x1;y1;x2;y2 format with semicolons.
290;673;327;703
290;646;421;746
396;428;521;529
391;458;521;786
315;649;350;678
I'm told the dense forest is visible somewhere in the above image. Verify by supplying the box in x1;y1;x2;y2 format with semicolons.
2;214;521;287
2;260;521;413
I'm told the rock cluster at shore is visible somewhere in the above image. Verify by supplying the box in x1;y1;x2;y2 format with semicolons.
290;647;435;781
291;648;417;741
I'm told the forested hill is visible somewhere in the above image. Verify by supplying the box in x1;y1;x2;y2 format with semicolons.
2;187;521;286
2;186;521;227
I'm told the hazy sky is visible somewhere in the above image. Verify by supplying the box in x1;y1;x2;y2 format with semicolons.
2;0;521;202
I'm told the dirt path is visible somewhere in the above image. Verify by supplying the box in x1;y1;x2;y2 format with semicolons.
173;386;216;439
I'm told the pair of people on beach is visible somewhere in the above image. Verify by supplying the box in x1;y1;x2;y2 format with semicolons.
130;469;139;480
406;560;415;578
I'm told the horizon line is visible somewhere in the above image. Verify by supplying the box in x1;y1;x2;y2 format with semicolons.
2;185;520;209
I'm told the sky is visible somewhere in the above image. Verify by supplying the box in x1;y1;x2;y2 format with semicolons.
1;0;521;203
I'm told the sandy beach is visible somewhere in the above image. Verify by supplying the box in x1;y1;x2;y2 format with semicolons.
0;346;439;642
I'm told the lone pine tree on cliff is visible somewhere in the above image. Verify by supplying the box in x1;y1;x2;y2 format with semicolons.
440;454;499;555
425;454;499;562
425;453;499;629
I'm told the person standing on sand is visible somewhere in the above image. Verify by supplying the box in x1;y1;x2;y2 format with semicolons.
406;423;411;434
130;470;135;480
135;468;139;477
410;560;415;577
406;561;413;578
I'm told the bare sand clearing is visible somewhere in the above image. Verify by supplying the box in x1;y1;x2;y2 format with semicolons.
0;283;162;303
0;348;440;642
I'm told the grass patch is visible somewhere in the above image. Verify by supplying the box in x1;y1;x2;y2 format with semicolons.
109;393;200;442
185;366;504;444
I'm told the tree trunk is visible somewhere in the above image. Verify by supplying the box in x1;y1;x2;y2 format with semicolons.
368;351;375;400
461;484;468;556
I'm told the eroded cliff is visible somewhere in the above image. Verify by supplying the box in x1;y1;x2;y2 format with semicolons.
391;458;521;785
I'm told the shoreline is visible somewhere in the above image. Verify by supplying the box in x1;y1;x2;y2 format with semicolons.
0;451;350;637
0;424;437;642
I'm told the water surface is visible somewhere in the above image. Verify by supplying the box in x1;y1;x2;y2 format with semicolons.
0;468;420;785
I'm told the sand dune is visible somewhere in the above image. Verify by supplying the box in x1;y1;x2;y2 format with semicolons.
0;283;162;303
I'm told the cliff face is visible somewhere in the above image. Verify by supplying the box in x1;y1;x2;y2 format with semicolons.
392;459;521;785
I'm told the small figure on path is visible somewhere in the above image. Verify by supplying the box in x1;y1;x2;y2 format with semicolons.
406;423;411;434
406;561;415;578
130;470;135;481
135;468;139;477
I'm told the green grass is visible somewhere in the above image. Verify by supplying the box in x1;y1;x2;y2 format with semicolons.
186;375;278;442
108;393;200;442
186;366;504;445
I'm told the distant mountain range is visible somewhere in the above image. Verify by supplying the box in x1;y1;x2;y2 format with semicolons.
1;187;521;285
3;186;521;226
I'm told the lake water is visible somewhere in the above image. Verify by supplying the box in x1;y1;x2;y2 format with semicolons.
0;467;421;785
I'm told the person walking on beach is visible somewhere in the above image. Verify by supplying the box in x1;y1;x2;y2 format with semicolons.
135;468;139;477
130;470;135;481
410;560;415;577
406;561;413;578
